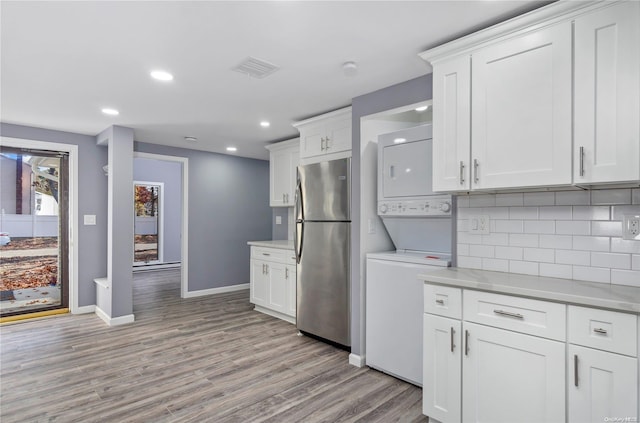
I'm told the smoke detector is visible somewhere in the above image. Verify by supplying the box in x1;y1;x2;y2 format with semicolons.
232;56;280;79
342;61;358;77
184;136;197;143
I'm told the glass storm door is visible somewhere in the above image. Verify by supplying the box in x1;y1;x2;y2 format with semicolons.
133;182;162;265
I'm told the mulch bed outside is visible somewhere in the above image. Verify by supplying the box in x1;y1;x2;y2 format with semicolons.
0;237;59;291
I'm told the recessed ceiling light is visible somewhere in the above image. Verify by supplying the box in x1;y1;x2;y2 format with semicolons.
226;147;237;152
415;105;430;112
184;136;197;143
260;121;270;128
101;108;119;116
150;70;174;81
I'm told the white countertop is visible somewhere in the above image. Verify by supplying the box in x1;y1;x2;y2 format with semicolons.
247;240;294;250
419;268;640;314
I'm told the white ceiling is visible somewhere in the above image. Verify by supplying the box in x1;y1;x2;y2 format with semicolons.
1;0;552;160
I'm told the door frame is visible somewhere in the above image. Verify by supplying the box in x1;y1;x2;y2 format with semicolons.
133;152;189;298
133;180;164;265
0;137;79;313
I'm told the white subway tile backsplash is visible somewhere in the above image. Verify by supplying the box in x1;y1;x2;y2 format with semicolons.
495;246;523;260
509;260;539;276
539;206;572;220
458;244;470;256
458;256;482;269
457;207;482;218
481;233;509;246
540;263;573;279
611;238;640;254
457;219;469;232
485;207;509;219
556;249;590;266
611;205;640;221
633;255;640;270
509;207;539;220
482;258;509;272
539;234;573;249
469;244;495;258
509;233;539;248
456;195;470;208
524;220;555;234
496;193;524;206
572;206;610;221
457;232;483;245
572;236;610;252
469;194;496;207
591;221;622;237
494;219;524;233
524;192;555;206
633;189;640;205
523;248;554;263
591;252;631;270
611;269;640;287
556;221;591;235
573;266;611;283
555;191;590;206
591;189;632;205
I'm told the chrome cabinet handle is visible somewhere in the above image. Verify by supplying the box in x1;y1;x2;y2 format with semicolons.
320;137;326;151
265;264;268;275
464;330;469;356
285;267;289;279
574;354;579;387
460;161;465;185
262;253;270;256
593;327;608;335
473;159;479;184
493;309;524;320
262;264;266;274
325;136;330;150
579;146;585;177
450;327;455;353
436;299;444;305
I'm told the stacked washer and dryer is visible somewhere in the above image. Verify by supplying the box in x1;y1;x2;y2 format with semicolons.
366;123;454;386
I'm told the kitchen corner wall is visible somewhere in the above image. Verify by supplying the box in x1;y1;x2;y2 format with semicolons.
457;188;640;287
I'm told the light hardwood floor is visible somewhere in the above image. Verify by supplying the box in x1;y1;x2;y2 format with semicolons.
0;269;426;422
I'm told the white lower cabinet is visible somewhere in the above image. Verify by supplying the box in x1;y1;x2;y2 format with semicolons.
463;322;565;423
249;246;296;323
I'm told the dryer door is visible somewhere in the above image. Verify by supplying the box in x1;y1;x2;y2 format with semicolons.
381;138;435;199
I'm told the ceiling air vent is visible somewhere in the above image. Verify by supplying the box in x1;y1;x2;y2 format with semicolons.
232;56;280;79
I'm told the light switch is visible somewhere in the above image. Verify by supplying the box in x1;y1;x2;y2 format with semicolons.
275;216;282;225
469;215;490;234
84;215;96;225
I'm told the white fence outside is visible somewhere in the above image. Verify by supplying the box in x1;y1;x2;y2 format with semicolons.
0;214;58;237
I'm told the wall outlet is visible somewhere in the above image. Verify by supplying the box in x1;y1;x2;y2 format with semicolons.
622;215;640;240
275;216;282;225
469;215;490;235
368;218;376;234
83;214;96;225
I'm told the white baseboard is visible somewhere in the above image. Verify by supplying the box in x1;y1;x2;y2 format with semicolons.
253;305;296;325
349;353;366;368
183;283;249;298
73;304;96;314
95;306;135;326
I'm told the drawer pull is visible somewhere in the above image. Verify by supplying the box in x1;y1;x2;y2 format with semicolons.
450;327;455;353
436;299;445;305
262;253;271;256
593;327;608;335
465;330;469;356
493;309;524;320
574;354;579;387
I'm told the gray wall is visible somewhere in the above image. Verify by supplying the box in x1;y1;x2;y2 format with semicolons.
350;74;433;354
134;157;182;263
134;142;272;291
271;207;289;240
1;122;108;308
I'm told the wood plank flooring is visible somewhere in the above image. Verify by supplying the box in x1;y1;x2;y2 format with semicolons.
0;270;426;422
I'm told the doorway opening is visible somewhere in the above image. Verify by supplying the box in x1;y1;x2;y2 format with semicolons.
134;181;163;265
0;146;69;317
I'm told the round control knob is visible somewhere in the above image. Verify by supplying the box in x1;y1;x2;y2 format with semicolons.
440;202;451;213
380;204;388;214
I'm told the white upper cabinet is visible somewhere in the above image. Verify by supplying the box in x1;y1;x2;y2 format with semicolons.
293;107;352;164
432;54;471;192
422;0;640;192
266;139;299;207
471;22;572;190
574;1;640;185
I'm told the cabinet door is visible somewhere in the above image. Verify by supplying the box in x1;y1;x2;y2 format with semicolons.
423;314;462;423
325;115;352;154
574;1;640;184
471;22;572;189
270;149;293;207
287;147;299;206
285;264;296;318
267;262;287;314
463;322;565;423
568;344;638;423
250;259;268;307
299;123;325;159
432;55;471;192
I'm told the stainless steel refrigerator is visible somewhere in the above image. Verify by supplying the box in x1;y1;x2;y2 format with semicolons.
294;158;350;347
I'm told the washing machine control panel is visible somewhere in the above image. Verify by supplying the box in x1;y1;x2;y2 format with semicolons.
378;196;453;217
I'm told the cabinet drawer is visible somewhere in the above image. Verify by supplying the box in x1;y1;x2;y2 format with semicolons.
568;306;637;357
463;290;566;341
424;284;462;319
251;247;293;264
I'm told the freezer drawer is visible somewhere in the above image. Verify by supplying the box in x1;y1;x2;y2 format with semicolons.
296;221;350;346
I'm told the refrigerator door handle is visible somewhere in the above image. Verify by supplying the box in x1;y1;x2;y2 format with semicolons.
295;221;304;264
294;177;303;264
295;177;304;222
